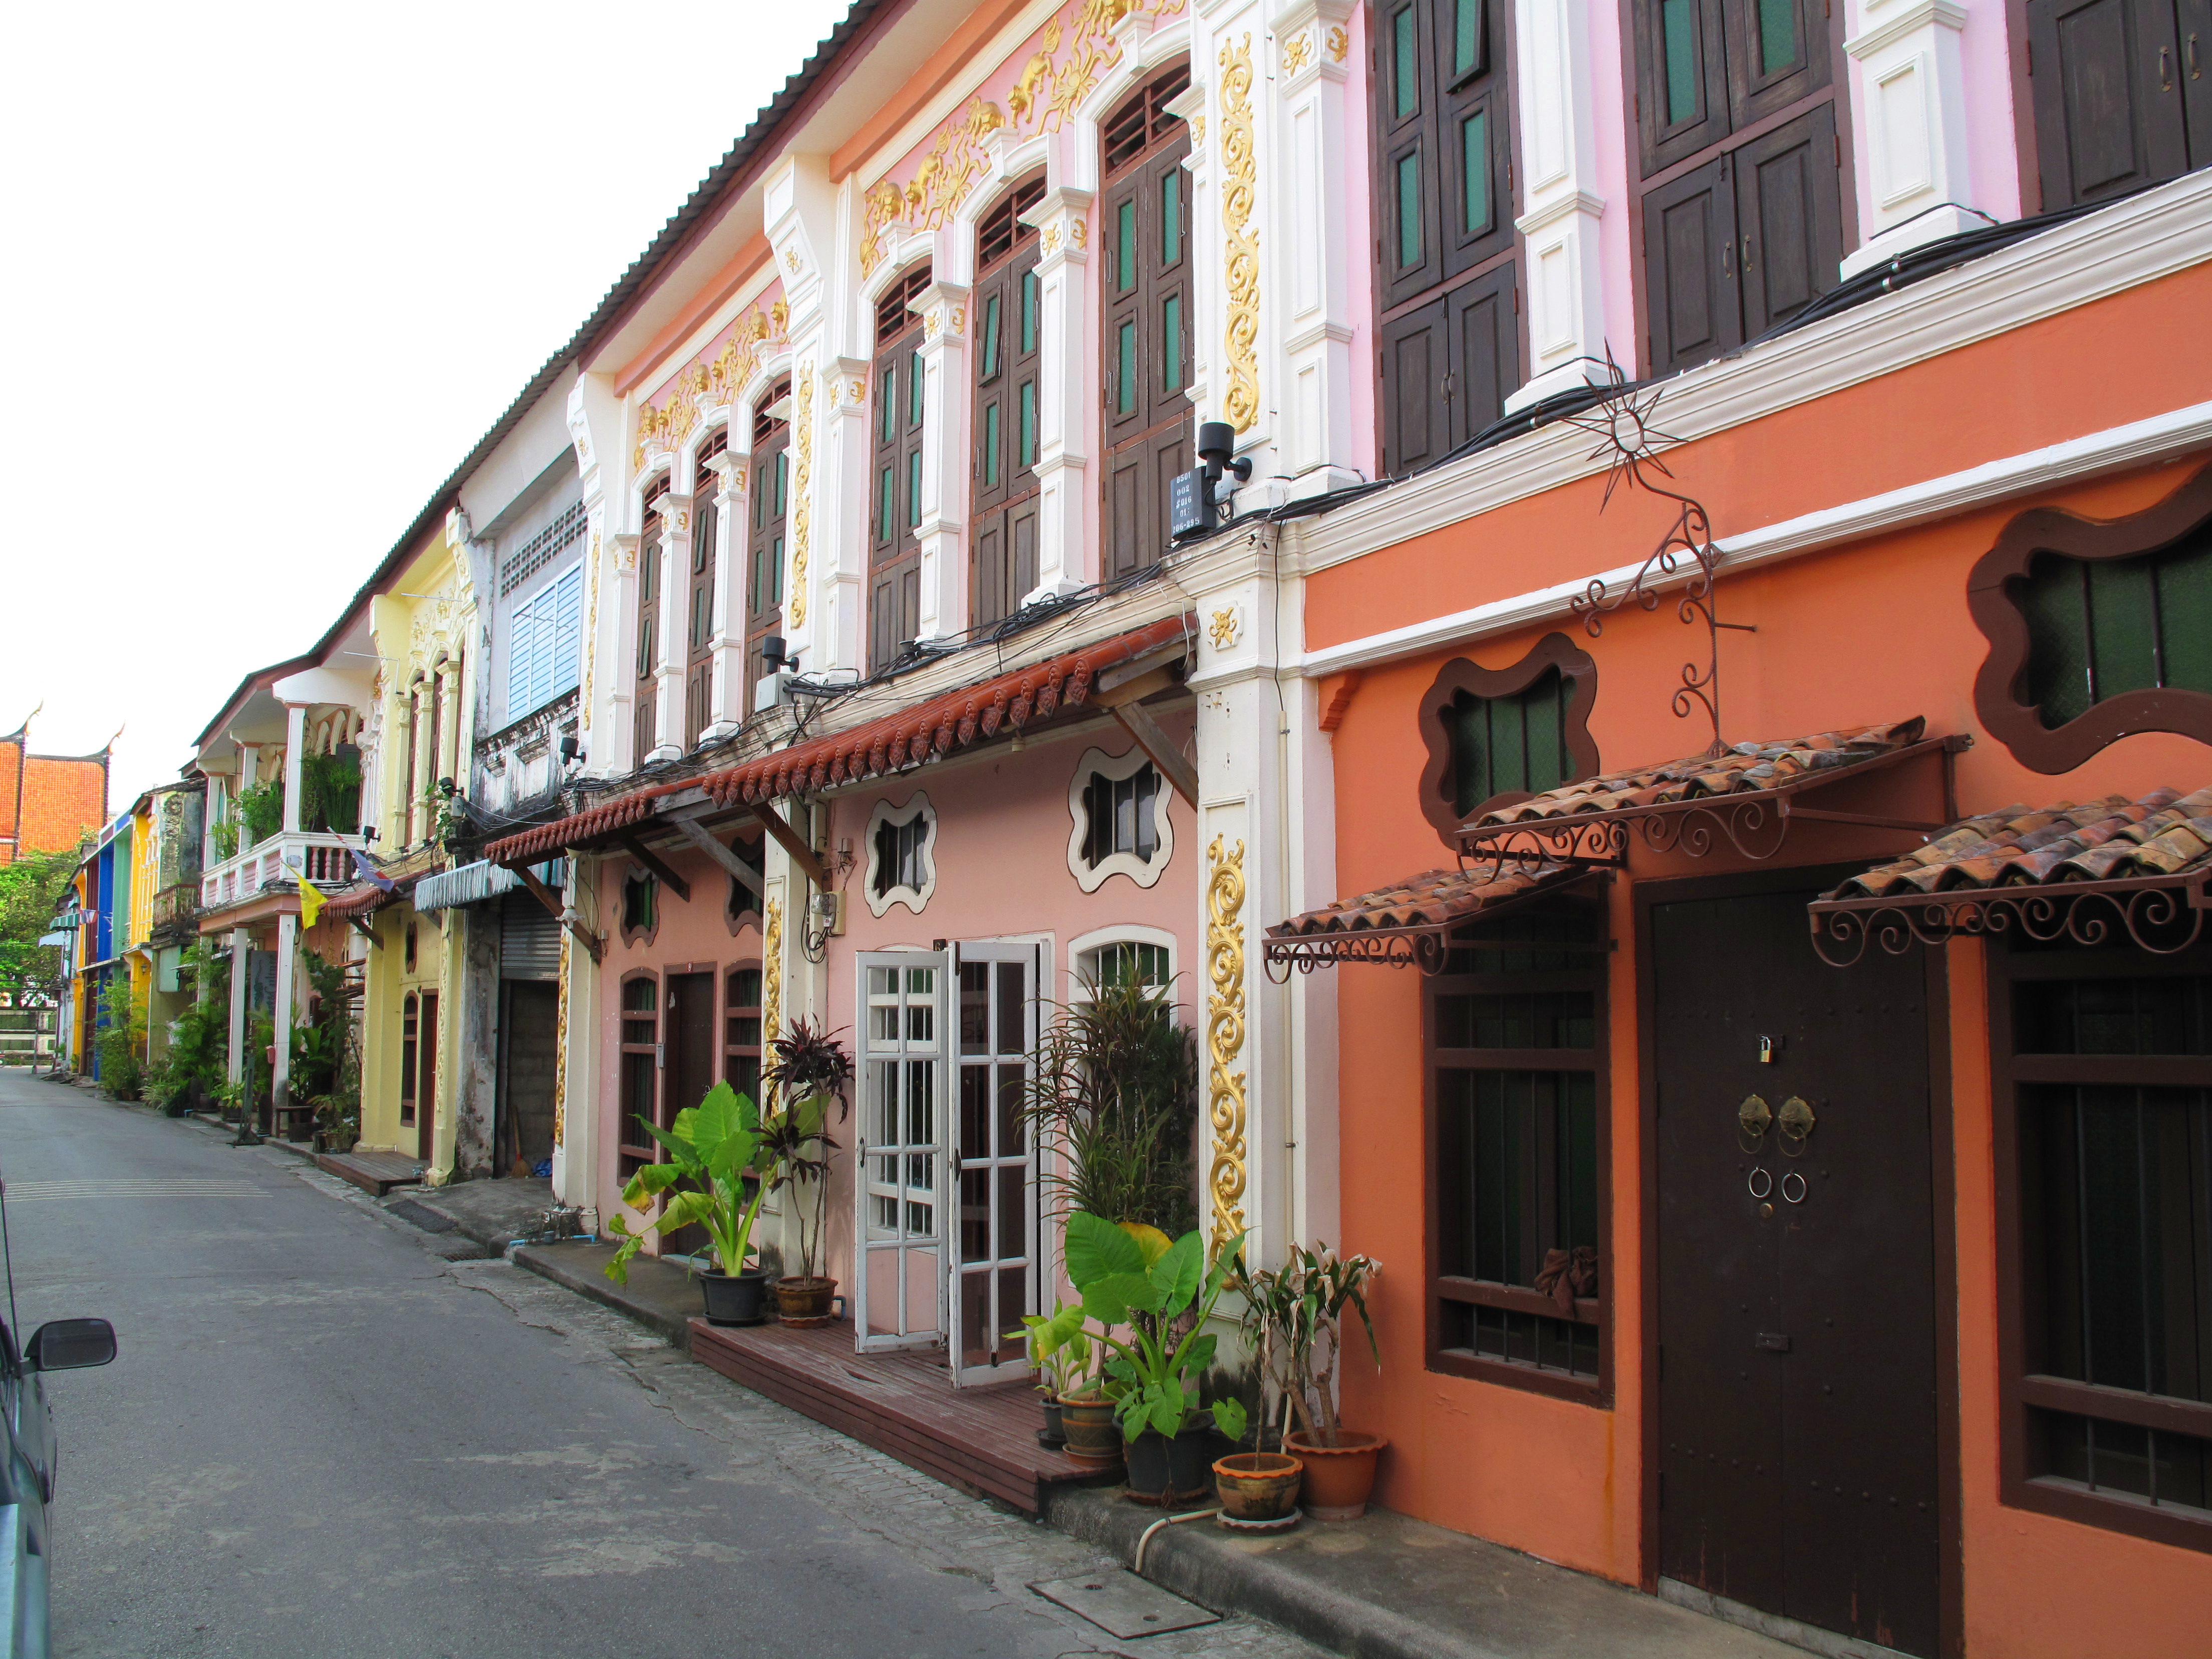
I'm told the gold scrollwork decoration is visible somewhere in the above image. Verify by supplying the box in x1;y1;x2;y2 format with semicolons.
1217;35;1262;433
551;930;571;1148
1206;836;1250;1250
1281;31;1313;74
579;530;602;736
1326;25;1349;62
787;374;814;627
633;296;789;472
763;896;784;1048
1208;606;1239;649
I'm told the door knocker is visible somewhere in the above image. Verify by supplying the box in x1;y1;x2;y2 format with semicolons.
1738;1093;1773;1151
1781;1170;1807;1205
1747;1165;1773;1199
1777;1095;1816;1156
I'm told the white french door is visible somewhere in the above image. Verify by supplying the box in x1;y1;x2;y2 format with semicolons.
855;952;949;1351
949;943;1041;1386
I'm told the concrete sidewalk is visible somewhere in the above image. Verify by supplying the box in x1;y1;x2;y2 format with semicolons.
510;1237;705;1347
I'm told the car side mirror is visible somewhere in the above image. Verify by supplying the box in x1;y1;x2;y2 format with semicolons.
27;1319;116;1372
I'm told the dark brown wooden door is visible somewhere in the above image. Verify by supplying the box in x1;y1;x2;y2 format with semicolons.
1652;883;1940;1658
1733;106;1843;339
2027;0;2205;208
870;266;930;672
1643;154;1744;375
636;478;668;762
416;990;439;1163
684;432;724;750
745;391;790;714
665;971;718;1259
972;178;1045;626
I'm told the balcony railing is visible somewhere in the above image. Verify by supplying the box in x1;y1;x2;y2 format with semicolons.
199;831;363;913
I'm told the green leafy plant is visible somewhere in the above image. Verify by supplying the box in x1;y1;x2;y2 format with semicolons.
149;943;230;1114
1021;975;1198;1234
1234;1242;1382;1450
95;999;146;1101
1062;1212;1248;1444
233;780;285;851
208;817;239;861
605;1080;771;1284
759;1018;853;1284
298;751;362;835
0;844;84;1004
1011;1296;1098;1401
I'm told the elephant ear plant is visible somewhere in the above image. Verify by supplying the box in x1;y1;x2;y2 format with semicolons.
605;1080;768;1286
1064;1212;1249;1445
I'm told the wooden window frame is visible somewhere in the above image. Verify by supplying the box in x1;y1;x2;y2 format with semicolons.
618;968;660;1175
745;383;793;716
1969;460;2212;774
972;174;1047;628
1991;936;2212;1554
1100;61;1193;583
400;987;420;1128
870;264;932;673
1619;0;1855;377
1415;633;1600;846
685;427;728;750
1423;898;1613;1405
636;471;671;761
619;863;660;949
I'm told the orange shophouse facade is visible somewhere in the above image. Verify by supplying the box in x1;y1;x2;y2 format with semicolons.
1271;187;2212;1658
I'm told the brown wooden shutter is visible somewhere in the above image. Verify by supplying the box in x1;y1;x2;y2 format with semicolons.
1733;106;1844;337
870;267;930;671
1642;154;1744;375
2026;0;2196;208
972;178;1045;626
743;388;790;716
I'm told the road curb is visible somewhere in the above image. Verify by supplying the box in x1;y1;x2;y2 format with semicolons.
511;1243;697;1348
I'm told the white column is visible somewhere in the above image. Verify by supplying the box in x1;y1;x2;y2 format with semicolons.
226;925;250;1088
650;499;689;760
1025;187;1094;599
607;533;641;770
704;451;746;739
281;705;308;835
1505;0;1613;410
912;281;971;642
1842;0;1985;276
815;358;873;673
272;911;298;1120
1269;0;1361;496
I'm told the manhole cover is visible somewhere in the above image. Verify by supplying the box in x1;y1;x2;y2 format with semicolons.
387;1198;458;1234
1028;1573;1218;1638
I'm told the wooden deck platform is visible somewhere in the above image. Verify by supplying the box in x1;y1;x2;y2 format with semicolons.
687;1318;1101;1514
314;1150;424;1196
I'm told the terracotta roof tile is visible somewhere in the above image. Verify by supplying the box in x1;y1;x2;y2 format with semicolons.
486;615;1193;866
1268;861;1584;940
1469;717;1929;827
1827;786;2212;899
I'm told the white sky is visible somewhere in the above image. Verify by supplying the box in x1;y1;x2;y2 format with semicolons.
0;0;849;818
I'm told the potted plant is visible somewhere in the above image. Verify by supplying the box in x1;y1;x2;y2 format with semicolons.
1236;1242;1384;1519
605;1080;774;1325
759;1020;852;1324
1011;1297;1097;1451
1063;1211;1249;1504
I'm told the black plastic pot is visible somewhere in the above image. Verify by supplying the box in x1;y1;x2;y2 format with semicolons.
699;1269;770;1326
1125;1422;1216;1504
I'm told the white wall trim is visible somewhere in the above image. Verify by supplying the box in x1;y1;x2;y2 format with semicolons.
1300;399;2212;676
1286;169;2212;577
1064;923;1180;1007
862;790;939;917
1064;744;1176;892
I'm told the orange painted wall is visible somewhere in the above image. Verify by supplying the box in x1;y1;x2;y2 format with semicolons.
1323;335;2212;1640
0;742;107;863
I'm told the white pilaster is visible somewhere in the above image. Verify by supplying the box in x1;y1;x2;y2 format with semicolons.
817;358;873;673
1024;187;1094;599
911;281;971;640
703;451;746;739
1506;0;1611;410
272;910;298;1116
226;924;249;1088
280;704;308;835
606;534;640;771
1269;0;1361;496
1842;0;1984;276
649;496;691;760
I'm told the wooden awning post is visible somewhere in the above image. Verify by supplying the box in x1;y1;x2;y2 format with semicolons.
517;863;604;964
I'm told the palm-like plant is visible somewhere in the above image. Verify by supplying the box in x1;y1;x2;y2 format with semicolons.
605;1081;770;1284
760;1019;853;1285
1233;1242;1381;1449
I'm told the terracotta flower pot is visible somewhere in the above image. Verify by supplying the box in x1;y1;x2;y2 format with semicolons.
1213;1451;1305;1523
1283;1430;1387;1519
774;1275;838;1326
1057;1396;1124;1471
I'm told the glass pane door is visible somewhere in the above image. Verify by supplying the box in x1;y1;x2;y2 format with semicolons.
855;952;948;1350
949;944;1039;1386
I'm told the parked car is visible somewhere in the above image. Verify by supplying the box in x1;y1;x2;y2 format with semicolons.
0;1317;115;1658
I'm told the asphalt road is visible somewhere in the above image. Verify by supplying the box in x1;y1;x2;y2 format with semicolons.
0;1074;1316;1659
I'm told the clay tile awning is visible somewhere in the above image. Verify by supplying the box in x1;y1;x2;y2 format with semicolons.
485;614;1194;868
1263;861;1604;974
1457;717;1963;869
1808;786;2212;962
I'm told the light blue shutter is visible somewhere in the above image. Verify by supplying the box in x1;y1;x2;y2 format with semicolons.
552;564;584;698
507;595;539;722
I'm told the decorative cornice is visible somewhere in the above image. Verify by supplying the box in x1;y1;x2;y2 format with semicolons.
1514;189;1607;238
1846;0;1969;59
633;292;790;474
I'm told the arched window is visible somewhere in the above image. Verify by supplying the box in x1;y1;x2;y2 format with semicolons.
745;383;793;713
871;263;933;671
685;427;728;749
636;472;671;762
1101;61;1192;581
972;175;1047;626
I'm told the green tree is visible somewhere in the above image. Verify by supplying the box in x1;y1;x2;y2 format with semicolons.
0;844;86;1005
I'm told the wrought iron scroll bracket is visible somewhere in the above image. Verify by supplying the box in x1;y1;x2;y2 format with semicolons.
1809;877;2212;966
1561;377;1748;759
